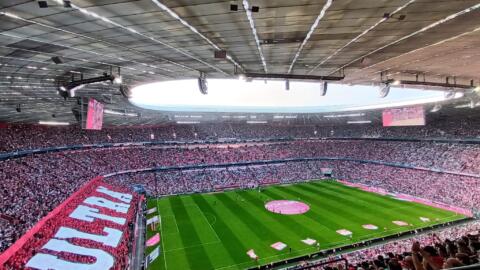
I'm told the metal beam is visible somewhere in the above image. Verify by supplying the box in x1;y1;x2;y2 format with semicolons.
244;73;344;81
387;79;474;90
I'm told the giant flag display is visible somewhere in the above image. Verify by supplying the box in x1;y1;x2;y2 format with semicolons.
0;176;139;270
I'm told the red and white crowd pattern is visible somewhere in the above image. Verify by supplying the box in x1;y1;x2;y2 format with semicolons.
0;176;140;270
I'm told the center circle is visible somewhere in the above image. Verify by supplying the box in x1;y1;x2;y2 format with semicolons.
265;200;310;215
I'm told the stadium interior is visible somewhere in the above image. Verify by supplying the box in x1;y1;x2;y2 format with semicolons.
1;1;480;270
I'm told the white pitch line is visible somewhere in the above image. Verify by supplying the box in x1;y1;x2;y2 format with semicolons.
193;203;221;242
168;214;180;235
157;199;168;270
164;240;221;253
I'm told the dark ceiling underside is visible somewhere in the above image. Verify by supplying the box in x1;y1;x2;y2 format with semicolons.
0;0;479;125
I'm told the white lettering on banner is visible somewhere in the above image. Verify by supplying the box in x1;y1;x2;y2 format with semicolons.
97;186;132;203
146;207;157;215
84;196;130;214
55;226;123;248
70;205;126;225
22;183;136;269
146;216;159;225
25;239;114;270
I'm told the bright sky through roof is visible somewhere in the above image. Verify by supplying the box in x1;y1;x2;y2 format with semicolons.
130;79;462;113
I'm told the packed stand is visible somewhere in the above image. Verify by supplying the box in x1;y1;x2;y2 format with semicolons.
335;220;480;270
105;159;480;211
2;113;480;153
1;136;480;255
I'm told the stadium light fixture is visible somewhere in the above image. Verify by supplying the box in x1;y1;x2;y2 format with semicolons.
38;121;70;126
176;121;200;124
391;80;401;86
38;1;48;8
444;90;456;99
38;0;72;8
104;109;138;117
347;120;371;124
324;113;365;118
320;81;328;96
114;76;123;84
247;120;267;124
198;72;208;95
430;104;442;112
379;83;390;98
51;56;64;64
119;84;132;98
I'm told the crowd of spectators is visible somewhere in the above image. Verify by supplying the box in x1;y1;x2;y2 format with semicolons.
2;140;480;254
304;220;480;270
104;160;480;210
2;113;480;153
341;221;480;267
1;123;480;269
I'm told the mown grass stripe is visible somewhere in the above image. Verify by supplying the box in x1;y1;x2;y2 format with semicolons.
295;183;409;225
236;190;330;251
321;181;449;214
192;194;250;268
299;183;414;224
147;180;465;270
216;193;285;245
278;185;372;232
264;187;347;231
317;181;455;218
169;196;215;270
257;187;340;238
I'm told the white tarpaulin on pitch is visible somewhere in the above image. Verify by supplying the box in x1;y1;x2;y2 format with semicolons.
336;229;352;236
246;249;258;259
301;238;317;245
393;220;409;226
271;242;287;251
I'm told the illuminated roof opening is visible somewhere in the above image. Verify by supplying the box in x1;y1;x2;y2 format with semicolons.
130;79;463;113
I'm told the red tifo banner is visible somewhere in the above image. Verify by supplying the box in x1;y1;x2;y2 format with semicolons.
0;176;139;270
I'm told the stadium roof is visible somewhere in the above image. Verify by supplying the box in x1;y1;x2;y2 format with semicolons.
0;0;479;125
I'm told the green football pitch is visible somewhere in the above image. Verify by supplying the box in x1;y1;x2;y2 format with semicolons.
145;180;465;270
